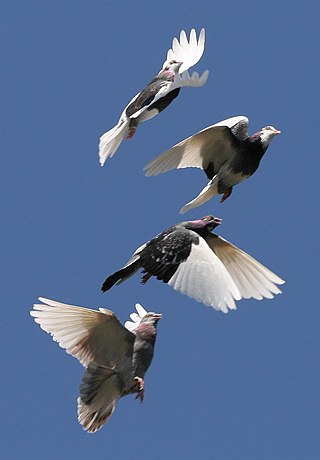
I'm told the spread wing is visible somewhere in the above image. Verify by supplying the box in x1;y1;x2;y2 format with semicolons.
124;303;149;332
144;116;249;177
163;28;206;74
30;297;135;368
206;234;285;300
171;70;209;90
167;233;241;313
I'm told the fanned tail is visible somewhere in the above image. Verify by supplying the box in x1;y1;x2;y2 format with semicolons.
98;119;129;166
77;362;120;433
180;178;219;214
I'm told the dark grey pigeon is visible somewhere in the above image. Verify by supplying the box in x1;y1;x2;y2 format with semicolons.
144;116;281;213
30;299;161;433
102;216;284;313
99;28;208;166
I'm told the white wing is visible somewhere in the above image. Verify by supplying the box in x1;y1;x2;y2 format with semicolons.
124;303;149;331
206;234;285;300
144;116;249;176
30;297;134;367
168;236;241;313
171;70;209;90
163;28;206;74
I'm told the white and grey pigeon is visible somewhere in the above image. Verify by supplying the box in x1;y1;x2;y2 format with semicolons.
101;215;284;313
144;116;281;213
30;298;161;433
99;28;209;166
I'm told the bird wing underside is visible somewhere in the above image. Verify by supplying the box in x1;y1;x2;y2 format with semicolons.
206;234;285;300
144;125;237;178
31;298;135;368
168;234;241;312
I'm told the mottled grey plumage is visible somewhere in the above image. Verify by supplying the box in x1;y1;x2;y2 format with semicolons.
144;116;281;213
101;216;284;313
30;298;161;433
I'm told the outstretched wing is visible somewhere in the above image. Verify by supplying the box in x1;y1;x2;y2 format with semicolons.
206;234;285;300
163;28;206;74
124;303;149;332
167;233;241;313
171;70;209;90
30;297;135;368
144;116;249;177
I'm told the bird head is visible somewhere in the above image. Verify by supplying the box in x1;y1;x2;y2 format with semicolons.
259;125;281;147
181;215;222;232
140;312;162;326
164;60;183;74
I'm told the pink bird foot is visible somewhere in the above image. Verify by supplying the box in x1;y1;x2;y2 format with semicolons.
127;127;136;139
220;187;233;203
134;377;145;403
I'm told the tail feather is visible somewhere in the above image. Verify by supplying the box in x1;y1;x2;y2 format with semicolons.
101;259;141;292
78;362;121;433
98;119;129;166
179;178;219;214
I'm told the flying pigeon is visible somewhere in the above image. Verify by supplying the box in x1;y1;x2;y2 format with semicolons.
101;215;284;313
99;28;209;166
30;298;161;433
144;116;281;213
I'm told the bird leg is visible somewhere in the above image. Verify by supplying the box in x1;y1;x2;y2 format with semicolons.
127;127;136;139
133;377;145;403
141;271;152;285
127;119;138;139
220;187;233;203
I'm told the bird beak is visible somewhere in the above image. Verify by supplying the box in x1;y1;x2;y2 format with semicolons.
274;129;281;135
154;313;162;321
213;216;222;226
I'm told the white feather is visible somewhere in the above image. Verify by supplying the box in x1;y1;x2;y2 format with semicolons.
124;303;149;331
180;177;219;214
30;297;140;366
206;235;285;301
168;236;241;313
164;28;206;74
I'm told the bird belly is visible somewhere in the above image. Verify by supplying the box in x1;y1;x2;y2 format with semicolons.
218;171;250;193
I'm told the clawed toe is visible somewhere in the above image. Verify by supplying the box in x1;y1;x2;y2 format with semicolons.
134;377;145;403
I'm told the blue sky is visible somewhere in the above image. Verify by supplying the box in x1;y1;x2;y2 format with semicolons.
2;1;320;459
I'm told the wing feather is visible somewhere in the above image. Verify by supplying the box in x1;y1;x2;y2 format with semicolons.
164;28;206;74
30;298;135;368
144;116;249;177
168;235;241;313
206;235;285;300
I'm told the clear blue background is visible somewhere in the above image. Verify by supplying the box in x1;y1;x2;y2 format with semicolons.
2;1;319;459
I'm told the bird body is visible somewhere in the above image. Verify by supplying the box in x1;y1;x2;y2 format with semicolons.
101;216;284;313
99;29;209;166
30;299;161;433
144;116;281;212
